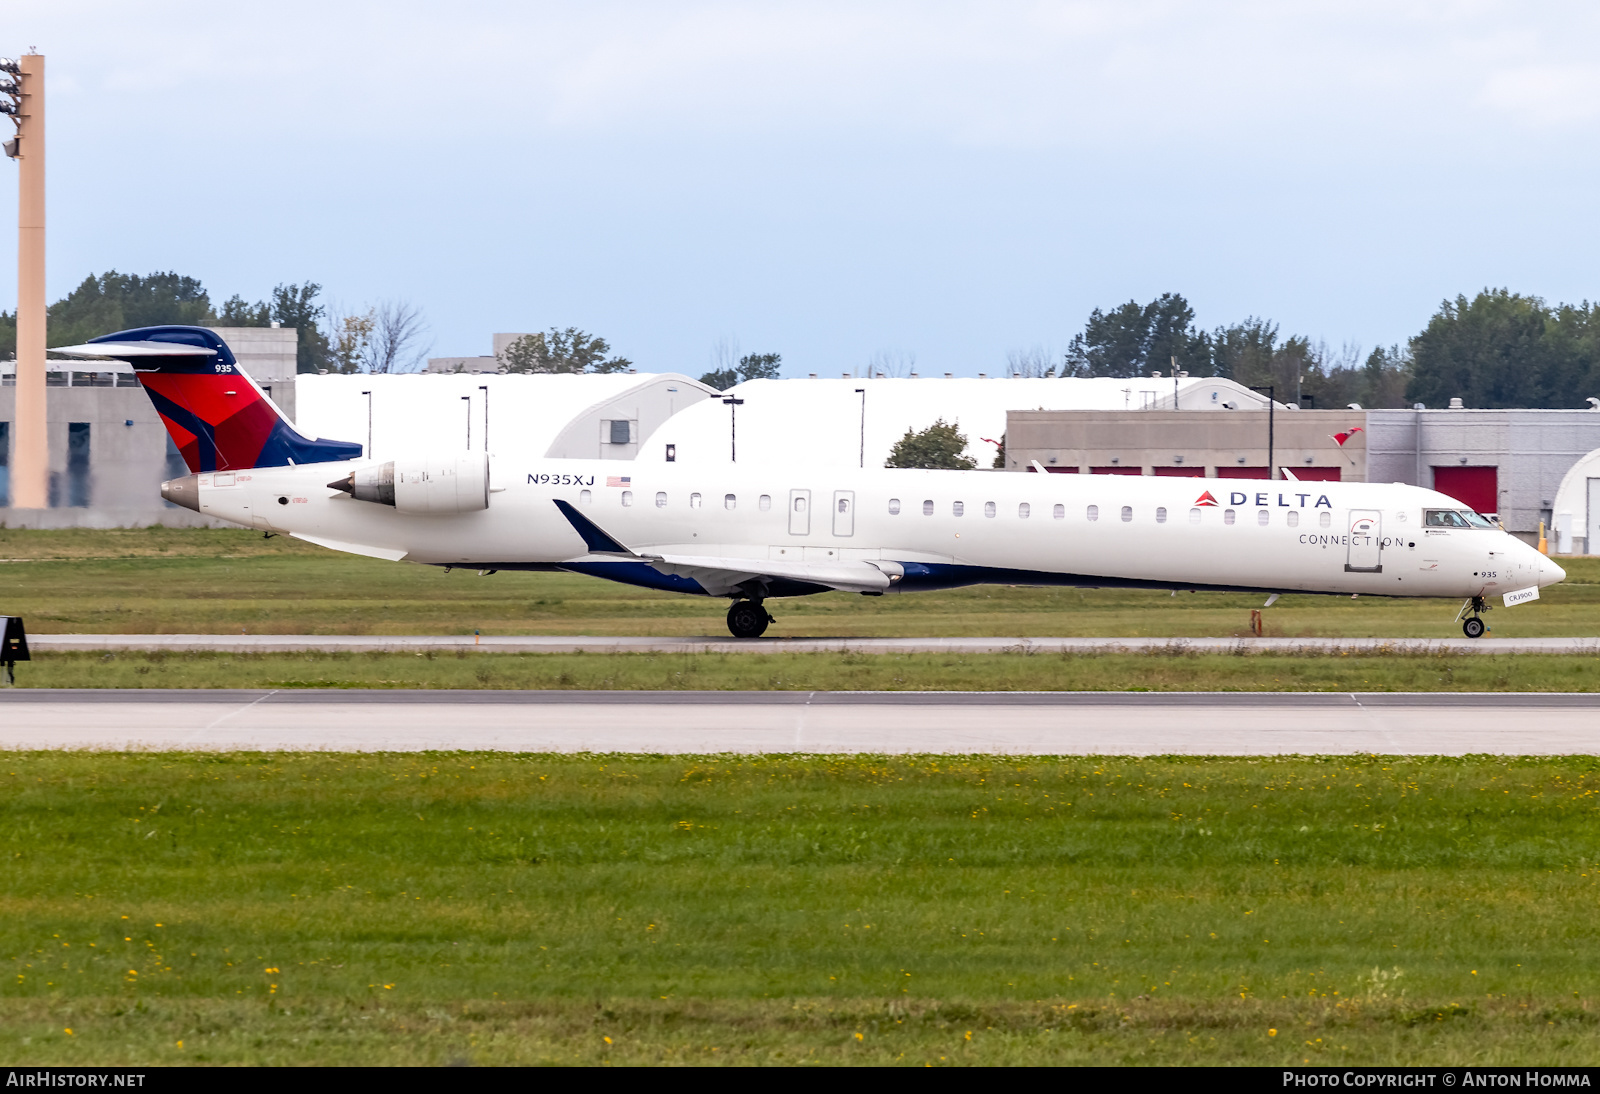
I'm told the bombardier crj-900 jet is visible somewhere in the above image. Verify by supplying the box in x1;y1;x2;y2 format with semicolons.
57;325;1566;639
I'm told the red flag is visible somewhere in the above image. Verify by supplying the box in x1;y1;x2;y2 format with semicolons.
1332;426;1364;447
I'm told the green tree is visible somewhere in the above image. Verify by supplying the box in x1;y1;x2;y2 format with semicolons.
0;271;216;354
217;294;270;326
1064;293;1210;378
267;283;333;374
700;351;781;389
501;328;632;374
1210;317;1278;387
885;418;978;469
1359;344;1412;408
1408;289;1600;409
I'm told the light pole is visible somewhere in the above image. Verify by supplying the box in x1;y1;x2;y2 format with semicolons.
854;388;866;468
462;395;471;450
722;396;744;462
360;390;371;458
2;53;46;509
479;384;489;453
1249;384;1276;479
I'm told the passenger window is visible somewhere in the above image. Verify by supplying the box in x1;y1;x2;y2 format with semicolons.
1189;507;1201;524
1018;502;1030;518
1257;509;1269;525
725;493;737;510
1156;506;1167;524
952;501;965;517
1287;511;1299;527
579;489;592;505
1318;511;1331;528
655;491;667;508
690;492;703;509
794;496;806;512
984;501;996;518
923;499;934;516
837;497;849;513
1120;505;1132;522
621;490;633;507
1087;504;1099;522
1052;504;1064;519
759;494;771;511
1224;509;1236;525
889;498;901;515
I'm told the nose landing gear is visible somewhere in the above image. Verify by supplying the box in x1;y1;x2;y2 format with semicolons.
726;599;774;639
1458;595;1490;638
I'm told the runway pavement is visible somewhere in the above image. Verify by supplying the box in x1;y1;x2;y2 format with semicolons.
27;633;1600;655
2;689;1597;755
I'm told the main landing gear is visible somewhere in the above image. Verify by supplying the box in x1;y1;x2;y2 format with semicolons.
726;599;774;639
1458;595;1490;639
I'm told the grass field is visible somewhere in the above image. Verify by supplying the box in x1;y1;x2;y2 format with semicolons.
12;646;1600;691
3;752;1598;1065
2;528;1597;638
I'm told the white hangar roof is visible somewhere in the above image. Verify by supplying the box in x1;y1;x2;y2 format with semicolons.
292;372;720;461
634;375;1281;469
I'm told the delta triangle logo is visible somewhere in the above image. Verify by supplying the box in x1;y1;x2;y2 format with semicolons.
1194;490;1220;507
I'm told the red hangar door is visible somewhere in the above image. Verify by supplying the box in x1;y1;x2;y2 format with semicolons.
1432;466;1499;516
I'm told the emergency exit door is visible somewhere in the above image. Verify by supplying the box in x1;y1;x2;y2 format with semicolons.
1345;509;1383;573
833;490;855;537
788;489;811;535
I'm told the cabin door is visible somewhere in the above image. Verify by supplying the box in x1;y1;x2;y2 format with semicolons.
788;489;811;535
832;490;855;537
1345;509;1383;573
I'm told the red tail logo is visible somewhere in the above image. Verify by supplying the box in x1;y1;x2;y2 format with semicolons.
1194;490;1219;506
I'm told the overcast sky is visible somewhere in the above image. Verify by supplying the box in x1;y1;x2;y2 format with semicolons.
2;1;1598;375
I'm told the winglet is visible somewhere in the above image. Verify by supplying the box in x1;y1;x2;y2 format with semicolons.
553;498;636;555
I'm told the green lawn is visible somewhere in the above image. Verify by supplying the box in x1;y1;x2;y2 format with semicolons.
3;753;1598;1065
11;647;1600;691
2;528;1596;637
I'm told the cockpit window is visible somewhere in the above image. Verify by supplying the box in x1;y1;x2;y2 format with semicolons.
1459;510;1495;528
1424;509;1472;528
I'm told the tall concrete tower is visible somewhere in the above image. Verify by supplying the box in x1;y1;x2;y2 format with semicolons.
3;53;45;509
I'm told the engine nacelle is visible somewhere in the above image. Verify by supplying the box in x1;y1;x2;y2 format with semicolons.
330;453;489;513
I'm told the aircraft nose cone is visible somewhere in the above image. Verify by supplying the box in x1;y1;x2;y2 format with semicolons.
1540;555;1567;587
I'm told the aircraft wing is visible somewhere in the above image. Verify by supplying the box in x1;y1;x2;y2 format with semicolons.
559;550;899;596
550;498;901;595
648;553;897;595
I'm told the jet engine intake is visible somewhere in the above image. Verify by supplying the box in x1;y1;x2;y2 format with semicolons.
329;453;489;513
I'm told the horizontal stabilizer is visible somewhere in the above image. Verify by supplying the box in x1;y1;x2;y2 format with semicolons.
51;341;218;358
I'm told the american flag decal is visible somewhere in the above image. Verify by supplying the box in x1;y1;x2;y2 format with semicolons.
606;476;631;487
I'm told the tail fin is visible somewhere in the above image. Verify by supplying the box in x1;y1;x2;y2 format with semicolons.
53;325;363;472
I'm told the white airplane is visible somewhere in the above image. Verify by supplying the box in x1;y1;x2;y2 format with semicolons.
57;325;1566;639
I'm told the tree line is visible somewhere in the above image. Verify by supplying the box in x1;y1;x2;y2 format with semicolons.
0;272;433;375
0;270;653;378
1052;289;1599;410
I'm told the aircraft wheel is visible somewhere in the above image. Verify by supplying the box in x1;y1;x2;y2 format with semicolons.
1462;617;1486;639
726;600;771;639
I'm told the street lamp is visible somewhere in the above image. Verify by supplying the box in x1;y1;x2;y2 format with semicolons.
1248;385;1275;479
722;396;745;462
478;384;489;452
360;390;371;457
854;388;866;468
